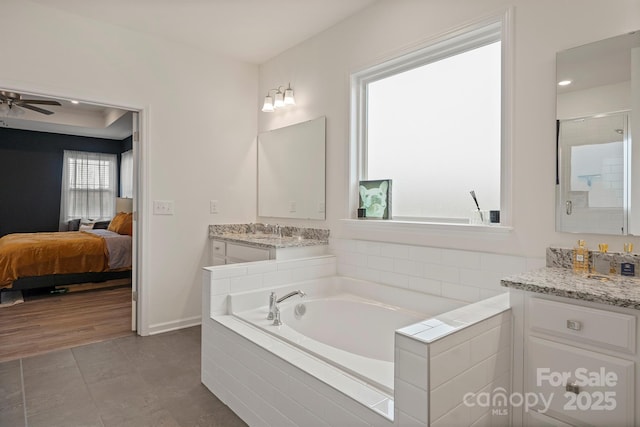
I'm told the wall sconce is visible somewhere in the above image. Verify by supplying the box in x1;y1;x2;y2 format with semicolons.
262;83;295;112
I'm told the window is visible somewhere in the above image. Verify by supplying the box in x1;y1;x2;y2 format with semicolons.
120;150;133;198
351;17;511;224
60;150;117;226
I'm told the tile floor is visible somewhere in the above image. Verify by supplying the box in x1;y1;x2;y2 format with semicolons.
0;326;247;427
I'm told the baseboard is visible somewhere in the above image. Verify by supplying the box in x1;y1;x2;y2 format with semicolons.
147;315;201;335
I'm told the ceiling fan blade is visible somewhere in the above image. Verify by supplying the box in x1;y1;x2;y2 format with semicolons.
18;100;62;106
19;103;55;115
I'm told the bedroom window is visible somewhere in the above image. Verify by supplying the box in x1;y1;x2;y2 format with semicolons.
60;150;117;227
120;150;133;198
350;16;512;225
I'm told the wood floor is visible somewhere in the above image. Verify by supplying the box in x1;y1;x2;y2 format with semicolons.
0;285;133;362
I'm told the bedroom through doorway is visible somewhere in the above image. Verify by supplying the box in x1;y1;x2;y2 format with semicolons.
0;88;143;361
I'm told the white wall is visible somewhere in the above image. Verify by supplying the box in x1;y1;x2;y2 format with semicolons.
259;0;640;258
1;0;259;334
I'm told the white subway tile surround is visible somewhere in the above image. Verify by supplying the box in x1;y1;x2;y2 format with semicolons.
332;238;543;302
202;239;536;426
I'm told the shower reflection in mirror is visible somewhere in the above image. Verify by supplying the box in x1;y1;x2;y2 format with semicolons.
557;113;629;234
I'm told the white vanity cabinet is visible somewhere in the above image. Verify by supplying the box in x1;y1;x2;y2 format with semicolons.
210;238;326;265
522;295;638;427
211;240;271;265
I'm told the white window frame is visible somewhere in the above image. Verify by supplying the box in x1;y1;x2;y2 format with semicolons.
348;11;513;233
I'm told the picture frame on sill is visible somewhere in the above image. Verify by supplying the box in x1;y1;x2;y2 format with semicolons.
358;179;392;219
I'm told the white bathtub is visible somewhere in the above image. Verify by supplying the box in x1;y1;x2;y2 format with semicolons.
230;276;466;394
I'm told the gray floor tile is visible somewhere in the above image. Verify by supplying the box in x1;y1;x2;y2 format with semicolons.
100;408;181;427
0;326;247;427
74;343;137;386
88;372;162;422
138;360;201;401
0;359;23;411
21;348;77;374
161;384;228;427
27;400;104;427
0;402;26;427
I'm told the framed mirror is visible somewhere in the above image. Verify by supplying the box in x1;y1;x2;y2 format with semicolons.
258;116;326;220
556;31;639;235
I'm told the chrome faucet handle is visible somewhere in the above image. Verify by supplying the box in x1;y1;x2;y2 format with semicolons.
272;305;282;326
267;291;276;320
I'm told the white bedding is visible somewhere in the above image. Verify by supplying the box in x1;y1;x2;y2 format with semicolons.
87;229;132;270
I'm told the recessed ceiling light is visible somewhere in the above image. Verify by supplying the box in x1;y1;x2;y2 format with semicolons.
70;100;79;104
558;80;572;86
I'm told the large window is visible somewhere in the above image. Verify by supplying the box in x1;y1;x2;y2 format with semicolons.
60;150;117;225
352;19;509;224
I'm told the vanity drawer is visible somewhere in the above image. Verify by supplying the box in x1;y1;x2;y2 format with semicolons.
211;239;226;257
226;243;270;262
529;298;636;354
526;336;634;427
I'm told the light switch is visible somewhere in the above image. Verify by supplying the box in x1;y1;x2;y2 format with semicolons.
210;200;219;214
318;202;325;213
289;201;297;213
153;200;174;215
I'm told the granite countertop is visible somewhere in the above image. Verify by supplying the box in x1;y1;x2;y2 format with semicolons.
501;267;640;310
208;224;329;250
211;233;328;249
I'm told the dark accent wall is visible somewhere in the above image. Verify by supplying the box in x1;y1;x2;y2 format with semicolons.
0;128;128;237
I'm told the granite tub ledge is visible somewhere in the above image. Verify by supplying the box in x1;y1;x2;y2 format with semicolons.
501;267;640;310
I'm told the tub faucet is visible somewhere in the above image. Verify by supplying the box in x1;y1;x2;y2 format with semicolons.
268;290;305;326
276;290;305;304
267;292;277;320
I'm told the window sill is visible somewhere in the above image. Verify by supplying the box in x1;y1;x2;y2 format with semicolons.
340;218;513;236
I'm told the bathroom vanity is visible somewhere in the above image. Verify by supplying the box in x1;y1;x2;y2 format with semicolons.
208;224;329;265
503;266;640;427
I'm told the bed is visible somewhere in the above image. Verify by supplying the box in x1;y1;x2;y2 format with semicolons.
0;213;133;290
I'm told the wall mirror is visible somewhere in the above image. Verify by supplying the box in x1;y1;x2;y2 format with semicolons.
556;30;639;235
258;116;326;220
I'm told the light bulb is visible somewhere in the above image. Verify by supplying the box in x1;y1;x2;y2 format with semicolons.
284;85;295;106
274;91;285;109
261;95;274;112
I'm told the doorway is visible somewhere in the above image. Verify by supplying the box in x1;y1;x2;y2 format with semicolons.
0;87;144;356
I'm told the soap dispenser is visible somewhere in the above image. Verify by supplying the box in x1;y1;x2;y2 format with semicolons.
572;240;590;274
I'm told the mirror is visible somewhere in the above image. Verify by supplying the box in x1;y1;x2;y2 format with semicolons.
556;31;640;235
258;116;326;220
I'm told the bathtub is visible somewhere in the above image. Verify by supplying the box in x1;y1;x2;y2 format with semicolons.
229;276;466;394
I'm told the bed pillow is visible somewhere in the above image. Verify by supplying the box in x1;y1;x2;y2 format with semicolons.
67;218;81;231
79;223;94;231
108;212;133;235
92;220;111;230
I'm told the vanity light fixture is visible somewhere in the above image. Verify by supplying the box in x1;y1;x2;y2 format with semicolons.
261;83;296;112
558;80;572;86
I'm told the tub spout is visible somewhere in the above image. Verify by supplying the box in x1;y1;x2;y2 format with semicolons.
276;290;305;304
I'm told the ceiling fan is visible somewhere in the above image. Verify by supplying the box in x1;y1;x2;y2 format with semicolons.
0;91;61;116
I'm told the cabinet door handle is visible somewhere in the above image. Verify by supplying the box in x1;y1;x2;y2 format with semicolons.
566;382;580;394
566;200;572;215
566;319;582;331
